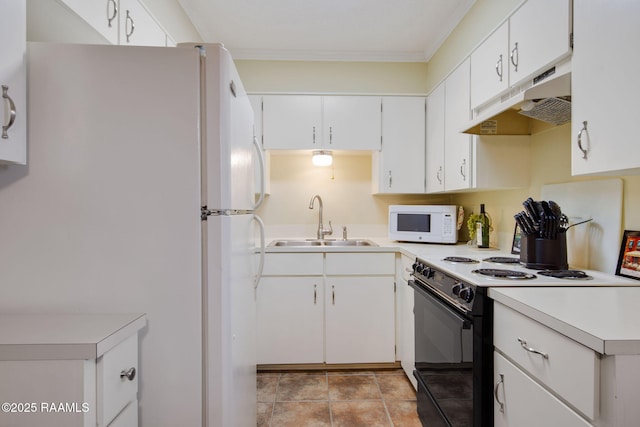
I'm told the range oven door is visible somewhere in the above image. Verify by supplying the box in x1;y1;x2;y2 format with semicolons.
409;279;473;427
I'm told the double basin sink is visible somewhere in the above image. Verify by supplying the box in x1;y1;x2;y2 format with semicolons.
269;239;378;247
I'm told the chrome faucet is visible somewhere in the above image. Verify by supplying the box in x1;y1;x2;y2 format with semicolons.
309;194;333;240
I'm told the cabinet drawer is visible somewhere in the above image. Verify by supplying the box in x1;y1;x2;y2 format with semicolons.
262;253;323;276
494;352;591;427
494;303;598;420
326;252;394;275
98;334;139;426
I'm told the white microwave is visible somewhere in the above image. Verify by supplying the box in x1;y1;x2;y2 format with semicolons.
389;205;458;244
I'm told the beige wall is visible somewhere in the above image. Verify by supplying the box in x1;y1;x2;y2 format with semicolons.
239;0;640;247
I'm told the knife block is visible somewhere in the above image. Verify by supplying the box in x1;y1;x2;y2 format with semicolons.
520;233;568;270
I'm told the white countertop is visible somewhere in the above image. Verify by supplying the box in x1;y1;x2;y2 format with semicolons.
0;313;147;361
490;287;640;355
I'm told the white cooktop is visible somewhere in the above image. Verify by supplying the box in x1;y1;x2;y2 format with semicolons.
406;244;638;287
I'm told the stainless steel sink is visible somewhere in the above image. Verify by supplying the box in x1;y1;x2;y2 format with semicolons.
268;239;377;247
322;239;377;246
270;240;323;247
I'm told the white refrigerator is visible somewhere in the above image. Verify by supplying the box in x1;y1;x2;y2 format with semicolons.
0;42;265;427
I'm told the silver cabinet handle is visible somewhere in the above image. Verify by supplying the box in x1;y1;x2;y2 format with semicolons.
313;284;317;304
125;10;135;43
329;126;333;144
517;337;549;359
577;121;588;160
510;42;519;72
460;159;467;180
388;170;392;188
332;285;335;305
494;373;505;413
495;54;503;82
106;0;118;28
120;367;136;381
436;166;443;184
312;126;316;144
2;85;16;139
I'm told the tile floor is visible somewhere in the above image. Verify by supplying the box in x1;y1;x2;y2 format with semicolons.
257;369;422;427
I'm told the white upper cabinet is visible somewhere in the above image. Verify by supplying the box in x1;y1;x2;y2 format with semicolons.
426;82;446;193
0;0;26;164
262;95;322;149
119;0;167;47
508;0;572;84
444;58;472;191
59;0;120;44
470;22;509;109
30;0;170;46
261;95;381;150
322;96;381;150
571;0;640;176
470;0;572;110
373;97;426;194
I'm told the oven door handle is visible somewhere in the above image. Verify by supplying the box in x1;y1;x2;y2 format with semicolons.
409;280;471;329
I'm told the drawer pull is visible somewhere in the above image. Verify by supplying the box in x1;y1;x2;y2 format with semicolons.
517;337;549;359
120;367;136;381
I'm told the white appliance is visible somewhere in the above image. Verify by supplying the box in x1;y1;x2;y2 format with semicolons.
388;205;458;244
0;43;266;427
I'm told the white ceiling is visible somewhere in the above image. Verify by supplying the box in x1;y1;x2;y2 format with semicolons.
177;0;476;62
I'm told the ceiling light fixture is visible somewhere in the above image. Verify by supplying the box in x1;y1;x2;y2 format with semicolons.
311;150;333;167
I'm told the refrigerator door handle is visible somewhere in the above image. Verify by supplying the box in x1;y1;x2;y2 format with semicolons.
253;214;266;290
253;136;266;210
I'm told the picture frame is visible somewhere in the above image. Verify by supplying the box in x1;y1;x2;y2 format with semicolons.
615;230;640;280
511;224;522;255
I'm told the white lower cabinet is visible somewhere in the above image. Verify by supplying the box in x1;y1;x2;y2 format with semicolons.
0;314;144;427
494;352;591;427
325;276;395;364
256;276;324;364
398;254;416;388
257;251;396;366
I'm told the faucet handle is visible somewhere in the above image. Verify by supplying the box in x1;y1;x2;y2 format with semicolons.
324;221;333;237
342;225;348;240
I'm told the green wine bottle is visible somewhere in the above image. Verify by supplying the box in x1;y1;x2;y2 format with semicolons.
476;204;490;248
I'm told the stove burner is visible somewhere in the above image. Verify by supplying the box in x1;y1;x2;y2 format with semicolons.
483;257;521;264
443;256;479;264
537;270;593;280
472;268;537;280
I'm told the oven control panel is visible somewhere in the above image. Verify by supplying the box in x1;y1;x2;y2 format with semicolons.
412;258;476;312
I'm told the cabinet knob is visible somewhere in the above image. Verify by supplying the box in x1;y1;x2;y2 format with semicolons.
120;367;136;381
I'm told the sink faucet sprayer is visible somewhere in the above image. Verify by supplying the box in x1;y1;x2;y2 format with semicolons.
309;195;333;240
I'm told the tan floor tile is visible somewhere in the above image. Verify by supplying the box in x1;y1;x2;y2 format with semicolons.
330;400;392;427
277;373;329;401
258;374;279;402
257;402;273;427
376;375;417;400
385;400;422;427
271;401;331;427
328;375;381;401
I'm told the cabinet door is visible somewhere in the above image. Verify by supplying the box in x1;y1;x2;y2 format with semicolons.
119;0;167;46
572;0;640;176
508;0;572;84
323;96;382;150
470;22;509;109
426;82;445;193
262;95;322;149
494;352;591;427
60;0;120;44
377;97;425;194
398;255;416;389
444;58;472;191
0;0;26;164
325;276;395;364
256;277;324;364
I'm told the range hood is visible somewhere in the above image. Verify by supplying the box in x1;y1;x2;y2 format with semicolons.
462;63;571;135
